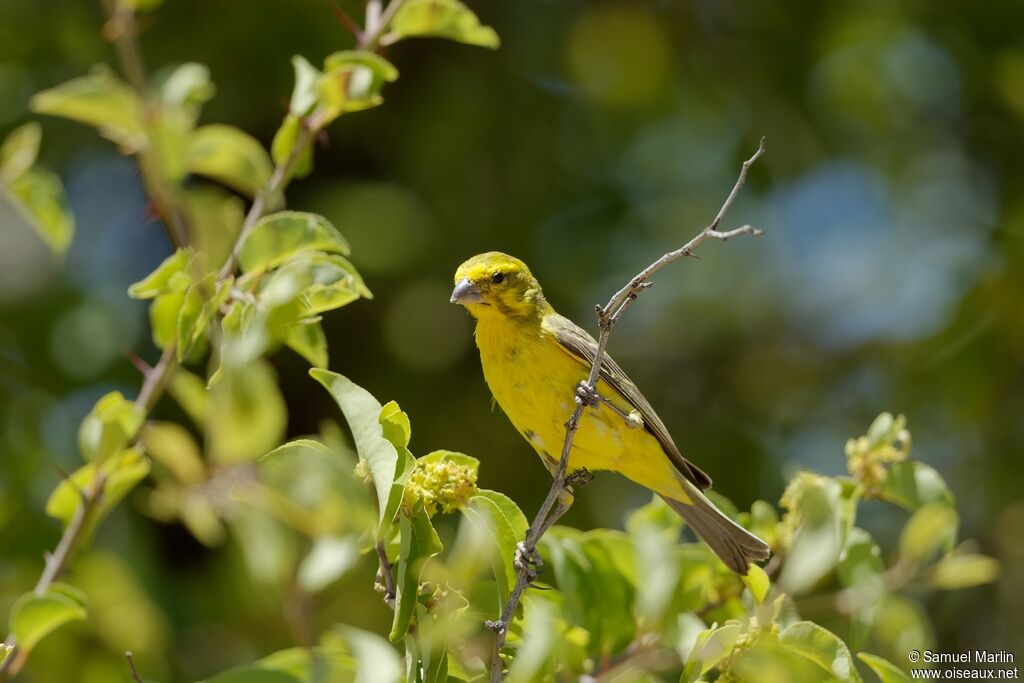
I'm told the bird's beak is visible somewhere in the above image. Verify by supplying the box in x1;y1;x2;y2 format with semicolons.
450;278;482;305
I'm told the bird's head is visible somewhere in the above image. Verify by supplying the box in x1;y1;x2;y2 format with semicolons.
451;252;548;319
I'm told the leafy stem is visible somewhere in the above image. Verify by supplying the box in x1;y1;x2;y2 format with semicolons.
488;138;767;682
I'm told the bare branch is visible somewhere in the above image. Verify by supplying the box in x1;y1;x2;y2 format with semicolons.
125;652;144;683
488;138;767;682
374;542;397;610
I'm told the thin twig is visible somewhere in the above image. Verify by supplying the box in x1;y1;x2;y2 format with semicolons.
125;652;144;683
488;138;767;682
374;542;397;609
101;0;189;248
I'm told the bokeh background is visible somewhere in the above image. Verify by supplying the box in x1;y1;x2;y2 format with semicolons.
2;0;1023;680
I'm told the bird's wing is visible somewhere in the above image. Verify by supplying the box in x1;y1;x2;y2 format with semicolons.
544;313;712;490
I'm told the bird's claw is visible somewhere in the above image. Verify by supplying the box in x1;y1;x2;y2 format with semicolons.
514;541;543;580
565;467;593;488
576;381;601;408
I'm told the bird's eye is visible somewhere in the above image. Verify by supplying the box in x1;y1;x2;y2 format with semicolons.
491;272;505;284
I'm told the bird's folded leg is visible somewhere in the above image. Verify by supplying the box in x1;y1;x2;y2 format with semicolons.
575;381;601;408
513;541;543;581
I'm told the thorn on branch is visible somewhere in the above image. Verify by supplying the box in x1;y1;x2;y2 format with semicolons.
331;2;365;41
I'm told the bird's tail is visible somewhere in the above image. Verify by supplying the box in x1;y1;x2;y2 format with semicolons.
659;480;770;574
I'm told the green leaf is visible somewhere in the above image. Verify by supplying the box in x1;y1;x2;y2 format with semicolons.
284;317;328;368
169;367;208;429
208;359;287;464
310;370;404;536
128;247;195;299
899;502;958;564
779;475;844;595
506;597;555;683
743;563;771;603
158;62;215;125
176;275;232;361
78;391;144;464
149;290;184;350
271;114;313;181
857;653;911;683
1;121;41;182
187;124;273;197
391;505;443;642
179;186;245;268
257;253;371;318
386;0;500;48
199;646;356;683
238;211;351;274
465;489;527;606
837;527;884;587
0;643;12;667
10;586;88;657
315;51;399;121
141;421;205;484
325;625;402;683
46;448;150;536
780;621;863;682
878;461;953;510
30;65;145;150
288;56;321;117
3;167;75;255
682;622;742;682
929;553;999;589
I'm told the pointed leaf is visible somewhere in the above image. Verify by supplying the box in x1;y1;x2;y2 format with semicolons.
187;124;273;197
30;66;144;149
1;121;41;182
386;0;500;48
390;505;443;641
10;587;87;657
238;211;351;274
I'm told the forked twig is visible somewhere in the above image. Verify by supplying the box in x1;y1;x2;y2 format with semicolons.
488;138;767;682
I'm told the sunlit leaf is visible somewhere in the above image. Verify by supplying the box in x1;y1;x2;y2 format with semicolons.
263;252;371;316
10;586;87;657
298;535;359;593
837;527;884;587
208;359;287;464
857;653;911;683
158;62;215;125
288;55;321;117
169;367;208;429
46;448;150;536
899;502;958;564
270;114;313;181
129;247;195;299
325;625;402;683
78;391;144;464
506;597;555;683
315;51;399;121
878;461;953;511
465;489;527;606
0;121;41;182
3;167;74;255
929;552;999;589
743;563;771;604
199;646;355;683
385;0;500;48
779;475;844;595
187;124;273;197
682;622;742;681
238;211;351;274
30;65;145;150
780;621;863;682
390;504;443;642
141;421;205;484
180;186;245;269
310;370;403;536
284;317;328;368
180;492;226;547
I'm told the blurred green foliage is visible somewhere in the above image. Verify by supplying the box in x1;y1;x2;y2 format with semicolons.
1;0;1022;681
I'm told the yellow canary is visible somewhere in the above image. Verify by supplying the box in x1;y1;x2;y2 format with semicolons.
451;252;769;573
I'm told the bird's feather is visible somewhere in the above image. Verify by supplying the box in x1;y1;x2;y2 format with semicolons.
543;313;713;491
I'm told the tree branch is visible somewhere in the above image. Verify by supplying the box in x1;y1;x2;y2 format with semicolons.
488;138;767;682
125;652;144;683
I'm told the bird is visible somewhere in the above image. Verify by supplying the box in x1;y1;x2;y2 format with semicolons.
450;251;770;574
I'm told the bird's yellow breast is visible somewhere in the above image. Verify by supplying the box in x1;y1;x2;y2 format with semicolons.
473;314;685;500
